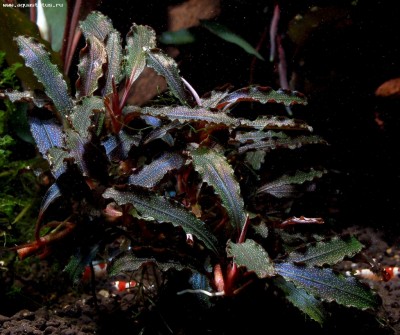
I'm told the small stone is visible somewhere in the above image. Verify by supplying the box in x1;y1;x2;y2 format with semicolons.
98;289;110;298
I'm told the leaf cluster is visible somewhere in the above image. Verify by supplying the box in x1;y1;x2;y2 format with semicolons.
0;11;380;326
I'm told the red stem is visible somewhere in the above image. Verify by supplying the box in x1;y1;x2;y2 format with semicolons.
29;0;36;23
63;0;82;74
238;214;250;244
269;4;280;62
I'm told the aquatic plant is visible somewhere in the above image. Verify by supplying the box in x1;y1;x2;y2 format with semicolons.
0;11;379;326
0;51;40;247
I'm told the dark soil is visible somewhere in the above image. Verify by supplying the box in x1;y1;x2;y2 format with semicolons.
0;225;399;335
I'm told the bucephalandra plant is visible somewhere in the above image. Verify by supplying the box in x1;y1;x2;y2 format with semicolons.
0;11;380;326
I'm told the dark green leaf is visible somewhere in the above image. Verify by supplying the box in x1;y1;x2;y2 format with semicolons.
245;150;265;170
234;130;288;144
76;35;107;98
128;152;185;188
103;188;219;254
216;86;307;110
238;135;326;154
141;106;239;126
201;20;264;61
159;29;195;45
79;11;114;41
146;48;187;104
108;253;189;277
103;30;123;96
276;263;379;310
287;236;364;267
64;129;88;175
47;147;68;178
125;24;156;86
70;96;104;138
240;116;313;132
257;169;327;196
29;117;64;161
191;147;246;231
15;36;73;114
275;277;326;324
200;88;231;108
227;239;275;278
1;90;48;108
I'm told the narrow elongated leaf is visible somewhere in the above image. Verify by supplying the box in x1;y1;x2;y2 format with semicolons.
287;236;364;267
159;29;196;45
234;130;288;143
227;239;275;278
215;86;307;110
146;48;187;104
201;21;264;61
103;188;218;254
39;183;61;219
29;117;64;160
257;169;327;196
70;96;104;138
191;147;246;231
15;36;73;114
238;135;326;154
141;106;239;126
240;115;313;132
125;24;156;85
103;30;123;96
274;277;326;324
1;90;47;107
79;11;114;41
108;253;189;277
128;152;185;188
275;263;379;309
76;35;107;98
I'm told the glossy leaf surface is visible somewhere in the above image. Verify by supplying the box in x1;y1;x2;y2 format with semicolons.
76;35;107;98
257;169;327;196
191;147;246;231
275;277;326;324
276;263;379;310
215;86;307;110
29;117;64;160
146;48;187;104
128;152;185;188
287;236;364;267
125;24;156;85
103;188;219;254
15;36;73;114
227;239;275;278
